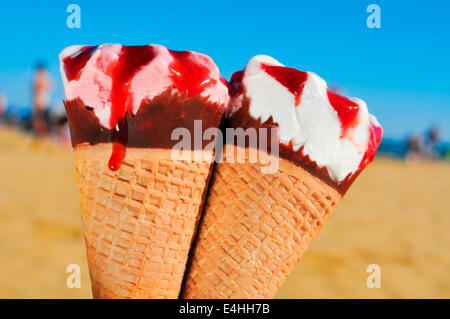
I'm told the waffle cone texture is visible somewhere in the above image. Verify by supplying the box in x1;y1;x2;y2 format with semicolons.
73;143;213;299
182;145;342;299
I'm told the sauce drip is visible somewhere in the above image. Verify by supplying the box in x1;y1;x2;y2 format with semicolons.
260;63;308;106
107;45;157;171
63;46;97;81
326;89;360;138
108;142;127;171
109;46;157;127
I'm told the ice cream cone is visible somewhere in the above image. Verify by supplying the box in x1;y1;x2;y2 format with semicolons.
60;44;230;298
182;145;341;299
74;143;214;298
183;53;382;299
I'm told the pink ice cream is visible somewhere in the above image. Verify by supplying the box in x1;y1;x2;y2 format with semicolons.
60;44;230;129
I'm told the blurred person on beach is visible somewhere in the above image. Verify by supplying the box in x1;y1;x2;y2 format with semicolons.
32;63;53;136
406;125;442;161
0;92;7;124
423;125;441;159
406;134;425;161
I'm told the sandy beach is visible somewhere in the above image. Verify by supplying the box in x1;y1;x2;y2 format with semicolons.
0;128;449;298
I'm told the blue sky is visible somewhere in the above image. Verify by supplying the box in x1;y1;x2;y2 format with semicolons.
0;0;449;140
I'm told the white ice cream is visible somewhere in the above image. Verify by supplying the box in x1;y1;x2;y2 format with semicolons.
234;55;381;182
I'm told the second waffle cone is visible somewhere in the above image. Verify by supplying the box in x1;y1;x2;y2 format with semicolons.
182;145;342;298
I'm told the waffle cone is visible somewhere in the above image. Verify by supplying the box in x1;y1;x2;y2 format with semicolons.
182;145;342;299
73;143;213;299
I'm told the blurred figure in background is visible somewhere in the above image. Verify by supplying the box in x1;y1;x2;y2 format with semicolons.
405;125;443;161
32;63;53;136
423;125;441;159
406;134;425;161
0;92;7;124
